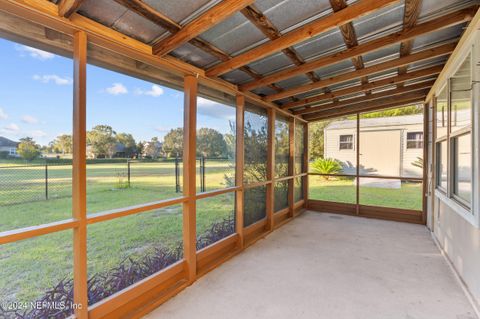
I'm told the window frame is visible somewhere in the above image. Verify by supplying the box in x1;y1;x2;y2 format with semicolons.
339;134;354;150
406;131;424;149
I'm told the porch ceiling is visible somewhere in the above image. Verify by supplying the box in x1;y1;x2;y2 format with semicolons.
51;0;478;120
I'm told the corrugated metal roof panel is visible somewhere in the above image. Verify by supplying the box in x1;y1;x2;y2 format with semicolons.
170;42;219;68
412;24;466;51
354;2;404;43
247;52;295;76
277;74;311;89
143;0;220;24
77;0;127;27
362;44;400;65
200;12;268;55
293;29;347;61
255;0;332;33
111;11;166;44
221;69;253;84
315;59;355;78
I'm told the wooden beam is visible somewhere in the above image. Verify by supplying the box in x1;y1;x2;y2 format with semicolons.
329;0;370;88
153;0;255;56
72;30;88;319
183;74;197;283
304;90;427;121
288;118;295;218
235;95;245;249
206;0;400;76
266;109;275;231
282;65;442;109
58;0;84;18
240;4;320;83
240;7;475;91
294;80;434;115
397;0;422;82
113;0;180;33
264;42;456;101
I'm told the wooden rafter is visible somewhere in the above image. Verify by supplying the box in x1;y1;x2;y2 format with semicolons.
58;0;84;18
240;4;320;83
153;0;255;56
240;7;475;91
206;0;400;77
112;0;283;95
329;0;370;89
304;91;428;121
397;0;422;84
294;80;434;115
264;42;456;101
281;65;442;109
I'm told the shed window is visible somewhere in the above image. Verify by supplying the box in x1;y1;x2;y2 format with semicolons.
339;135;353;150
406;132;423;149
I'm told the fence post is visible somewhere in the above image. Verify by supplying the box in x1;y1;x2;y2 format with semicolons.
45;164;48;200
202;156;206;192
127;160;131;187
175;156;180;193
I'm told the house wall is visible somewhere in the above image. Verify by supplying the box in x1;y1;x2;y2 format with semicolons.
428;23;480;308
324;123;424;177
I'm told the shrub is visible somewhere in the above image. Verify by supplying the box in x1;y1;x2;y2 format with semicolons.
311;157;343;178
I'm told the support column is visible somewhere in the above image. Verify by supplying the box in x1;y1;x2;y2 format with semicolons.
266;108;275;230
72;30;88;319
235;95;245;249
288;118;295;218
183;74;197;283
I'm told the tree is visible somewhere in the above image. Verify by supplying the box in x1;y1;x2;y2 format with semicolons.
116;133;136;157
163;128;184;157
196;128;227;158
17;137;41;161
136;141;144;159
52;134;72;155
87;125;117;158
143;137;162;159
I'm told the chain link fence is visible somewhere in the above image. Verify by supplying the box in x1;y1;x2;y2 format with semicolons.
0;157;235;206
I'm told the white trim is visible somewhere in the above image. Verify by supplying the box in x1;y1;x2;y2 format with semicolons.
435;189;478;228
431;232;480;319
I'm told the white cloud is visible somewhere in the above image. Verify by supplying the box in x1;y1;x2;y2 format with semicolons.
22;115;39;124
1;123;20;134
155;126;172;133
135;84;164;97
197;97;236;121
31;130;47;138
105;83;128;95
33;74;72;85
16;45;55;60
0;108;8;120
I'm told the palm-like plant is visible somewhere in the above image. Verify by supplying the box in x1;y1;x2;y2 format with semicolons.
311;158;343;179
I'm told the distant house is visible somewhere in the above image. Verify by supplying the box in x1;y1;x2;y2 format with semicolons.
324;114;424;183
0;136;19;157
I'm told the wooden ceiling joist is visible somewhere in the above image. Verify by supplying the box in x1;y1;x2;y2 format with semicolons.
112;0;283;94
240;4;320;83
397;0;422;84
240;7;475;92
294;80;434;115
264;42;456;101
281;64;442;109
206;0;400;77
152;0;255;56
58;0;84;18
304;91;428;121
329;0;370;89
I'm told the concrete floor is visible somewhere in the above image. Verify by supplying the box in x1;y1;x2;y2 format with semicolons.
145;211;477;319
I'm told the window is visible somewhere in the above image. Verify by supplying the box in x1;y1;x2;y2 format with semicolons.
436;86;448;138
406;132;423;149
453;133;472;205
339;134;354;150
450;54;471;131
275;116;290;178
243;104;268;184
436;140;448;191
8;148;16;155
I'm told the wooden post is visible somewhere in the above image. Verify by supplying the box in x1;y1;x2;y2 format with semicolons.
72;30;88;319
422;103;429;224
235;95;245;248
304;123;309;206
266;108;275;230
183;74;197;283
288;118;295;218
356;114;360;215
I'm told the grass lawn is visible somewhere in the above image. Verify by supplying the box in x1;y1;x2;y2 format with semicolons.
0;159;235;305
309;177;423;210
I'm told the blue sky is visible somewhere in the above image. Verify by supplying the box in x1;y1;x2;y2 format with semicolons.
0;37;235;146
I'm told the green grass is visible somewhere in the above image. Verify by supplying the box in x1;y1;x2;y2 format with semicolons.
309;177;422;210
0;159;235;304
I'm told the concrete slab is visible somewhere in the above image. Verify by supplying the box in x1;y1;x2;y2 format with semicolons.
145;211;477;319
